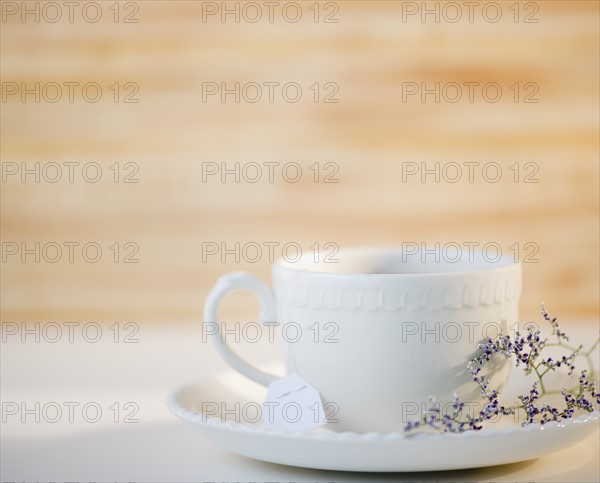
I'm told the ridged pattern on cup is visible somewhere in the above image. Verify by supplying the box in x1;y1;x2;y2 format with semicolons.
273;270;521;312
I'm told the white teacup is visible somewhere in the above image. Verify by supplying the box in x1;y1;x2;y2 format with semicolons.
204;247;521;433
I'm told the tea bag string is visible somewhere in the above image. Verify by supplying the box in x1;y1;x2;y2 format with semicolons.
276;384;308;399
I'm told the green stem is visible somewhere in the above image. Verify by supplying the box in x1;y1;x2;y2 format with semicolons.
533;364;546;394
583;337;600;356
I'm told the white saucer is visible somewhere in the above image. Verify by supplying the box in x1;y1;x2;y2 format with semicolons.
167;368;600;472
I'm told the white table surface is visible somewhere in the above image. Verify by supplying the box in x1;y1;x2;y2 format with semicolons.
2;321;599;482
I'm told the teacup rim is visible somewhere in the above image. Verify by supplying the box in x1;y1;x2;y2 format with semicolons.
273;245;521;279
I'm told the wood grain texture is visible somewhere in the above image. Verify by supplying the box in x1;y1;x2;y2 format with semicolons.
1;1;598;325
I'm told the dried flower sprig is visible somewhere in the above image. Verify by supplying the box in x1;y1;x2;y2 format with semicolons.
404;305;600;433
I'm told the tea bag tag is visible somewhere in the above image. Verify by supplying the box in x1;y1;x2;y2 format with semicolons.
263;373;326;432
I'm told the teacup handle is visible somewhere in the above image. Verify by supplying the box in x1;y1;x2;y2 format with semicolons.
204;272;278;386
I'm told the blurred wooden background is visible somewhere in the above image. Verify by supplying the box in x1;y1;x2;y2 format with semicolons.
1;1;598;325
